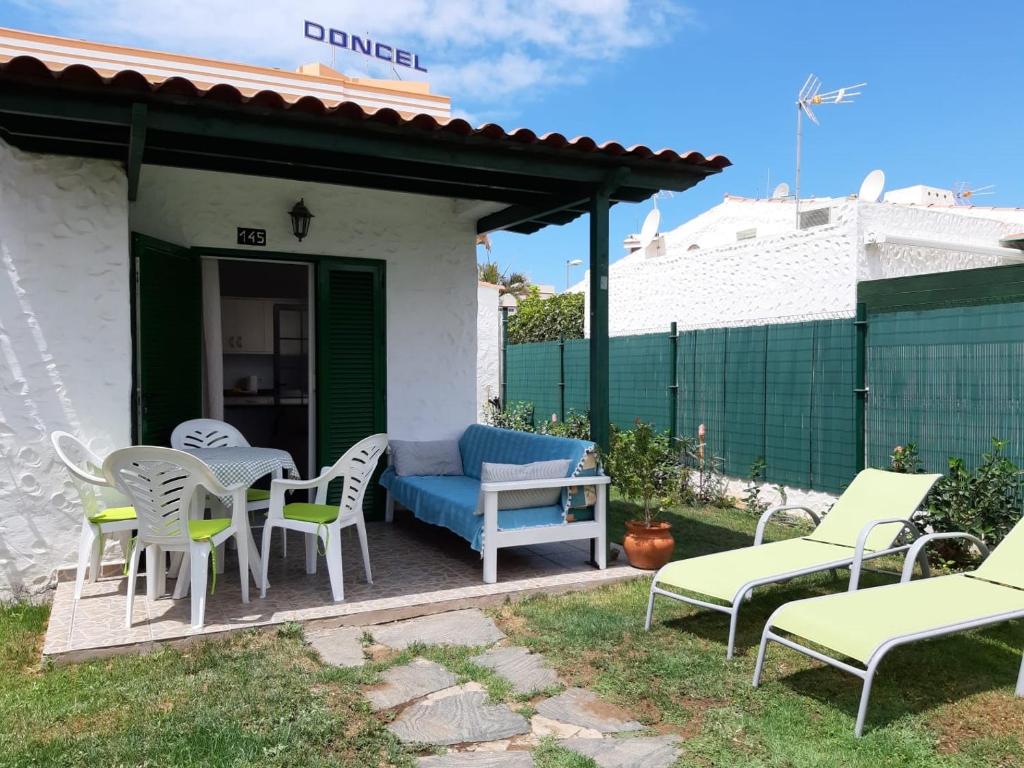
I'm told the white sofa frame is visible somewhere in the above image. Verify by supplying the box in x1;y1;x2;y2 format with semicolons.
386;474;610;584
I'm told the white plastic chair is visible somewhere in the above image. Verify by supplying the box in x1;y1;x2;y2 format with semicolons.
51;431;137;600
104;446;250;629
260;434;387;602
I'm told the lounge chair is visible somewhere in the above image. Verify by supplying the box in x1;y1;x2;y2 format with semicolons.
753;518;1024;736
644;469;941;657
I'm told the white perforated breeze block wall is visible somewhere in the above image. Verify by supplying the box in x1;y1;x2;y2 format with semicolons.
0;138;131;597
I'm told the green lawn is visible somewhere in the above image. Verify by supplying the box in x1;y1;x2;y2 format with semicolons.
0;502;1021;767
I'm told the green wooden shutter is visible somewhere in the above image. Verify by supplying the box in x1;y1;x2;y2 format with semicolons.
317;260;387;517
131;233;202;446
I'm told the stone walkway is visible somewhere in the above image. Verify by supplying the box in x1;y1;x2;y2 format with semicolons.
309;609;682;768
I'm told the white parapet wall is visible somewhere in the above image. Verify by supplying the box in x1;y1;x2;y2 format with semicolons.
0;138;132;597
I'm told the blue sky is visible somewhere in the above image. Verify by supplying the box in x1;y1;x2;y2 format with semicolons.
4;1;1022;289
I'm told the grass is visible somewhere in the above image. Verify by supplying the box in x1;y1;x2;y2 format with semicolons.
0;500;1020;767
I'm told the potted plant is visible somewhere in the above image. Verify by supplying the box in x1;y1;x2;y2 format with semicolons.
603;420;684;569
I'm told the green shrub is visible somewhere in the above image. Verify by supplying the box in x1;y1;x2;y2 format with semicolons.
506;288;584;344
603;420;688;526
538;410;590;440
889;442;921;474
742;456;770;516
925;438;1023;562
483;400;535;432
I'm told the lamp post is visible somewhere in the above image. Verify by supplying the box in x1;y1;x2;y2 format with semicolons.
565;258;583;292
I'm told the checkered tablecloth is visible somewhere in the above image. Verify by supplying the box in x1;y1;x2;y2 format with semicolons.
183;447;299;502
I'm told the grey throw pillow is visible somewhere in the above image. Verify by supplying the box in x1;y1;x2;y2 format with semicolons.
479;459;571;512
391;439;464;477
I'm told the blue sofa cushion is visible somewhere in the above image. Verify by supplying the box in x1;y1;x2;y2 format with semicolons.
458;424;591;481
380;468;564;552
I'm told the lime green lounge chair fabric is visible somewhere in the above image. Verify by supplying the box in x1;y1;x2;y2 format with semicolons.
646;468;941;658
246;489;271;503
655;539;863;603
87;505;136;525
754;516;1024;736
283;503;338;525
804;469;940;551
771;574;1024;664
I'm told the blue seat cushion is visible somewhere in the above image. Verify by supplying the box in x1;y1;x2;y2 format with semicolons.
380;468;566;552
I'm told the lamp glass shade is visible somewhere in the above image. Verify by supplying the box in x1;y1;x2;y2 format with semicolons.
289;199;314;241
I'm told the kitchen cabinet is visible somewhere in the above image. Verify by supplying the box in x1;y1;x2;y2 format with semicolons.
222;297;272;354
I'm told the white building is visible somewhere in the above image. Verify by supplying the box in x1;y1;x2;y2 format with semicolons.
575;184;1024;335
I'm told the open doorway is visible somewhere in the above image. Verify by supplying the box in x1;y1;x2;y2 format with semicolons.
205;258;315;477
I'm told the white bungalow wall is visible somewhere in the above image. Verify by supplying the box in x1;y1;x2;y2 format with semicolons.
476;282;500;421
0;138;132;596
0;145;480;597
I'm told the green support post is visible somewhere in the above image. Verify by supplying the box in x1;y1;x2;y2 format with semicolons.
668;322;679;441
854;302;868;472
558;336;566;421
589;189;611;453
500;306;509;408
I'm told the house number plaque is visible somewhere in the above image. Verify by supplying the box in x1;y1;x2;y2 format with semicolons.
236;227;267;246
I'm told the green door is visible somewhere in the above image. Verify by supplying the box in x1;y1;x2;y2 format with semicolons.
317;259;387;516
132;233;202;445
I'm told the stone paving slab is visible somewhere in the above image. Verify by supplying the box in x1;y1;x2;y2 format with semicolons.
305;626;365;667
561;736;680;768
373;609;505;650
365;658;459;711
417;752;534;767
389;688;529;746
530;714;602;740
471;646;559;695
535;688;643;734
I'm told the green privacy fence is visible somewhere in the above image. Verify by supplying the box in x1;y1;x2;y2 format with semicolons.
861;264;1024;475
504;318;857;493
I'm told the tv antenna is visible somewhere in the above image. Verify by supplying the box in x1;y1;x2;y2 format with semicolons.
795;74;866;227
953;181;995;206
772;182;790;199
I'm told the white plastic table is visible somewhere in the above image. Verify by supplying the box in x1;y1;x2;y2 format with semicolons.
171;447;299;597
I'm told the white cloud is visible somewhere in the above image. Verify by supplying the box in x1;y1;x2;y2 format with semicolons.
29;0;693;114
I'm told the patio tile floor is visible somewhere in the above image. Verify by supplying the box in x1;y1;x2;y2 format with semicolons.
44;513;640;662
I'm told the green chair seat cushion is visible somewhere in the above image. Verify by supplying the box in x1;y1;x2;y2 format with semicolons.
655;538;864;603
771;574;1024;664
246;489;271;503
87;506;136;525
283;503;338;525
189;518;232;541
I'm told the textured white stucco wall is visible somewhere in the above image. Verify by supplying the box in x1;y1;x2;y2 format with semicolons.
476;282;500;421
0;138;131;598
131;165;478;442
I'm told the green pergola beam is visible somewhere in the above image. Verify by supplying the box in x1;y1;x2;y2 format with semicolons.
126;103;147;202
477;196;589;234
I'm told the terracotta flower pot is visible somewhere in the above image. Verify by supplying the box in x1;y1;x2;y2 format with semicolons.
622;520;675;570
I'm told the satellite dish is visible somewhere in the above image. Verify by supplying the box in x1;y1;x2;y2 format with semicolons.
771;182;790;199
859;169;885;203
639;208;661;250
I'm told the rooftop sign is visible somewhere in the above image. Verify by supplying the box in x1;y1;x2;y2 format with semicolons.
304;21;427;74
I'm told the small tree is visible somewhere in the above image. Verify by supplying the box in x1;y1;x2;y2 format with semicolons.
506;288;584;344
603;420;685;526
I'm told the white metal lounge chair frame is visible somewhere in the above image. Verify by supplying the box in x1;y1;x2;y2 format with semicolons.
51;431;136;600
260;434;386;602
644;504;932;659
753;531;1024;737
105;446;251;629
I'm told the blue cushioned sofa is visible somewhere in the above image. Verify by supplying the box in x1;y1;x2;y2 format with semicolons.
380;424;610;583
